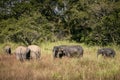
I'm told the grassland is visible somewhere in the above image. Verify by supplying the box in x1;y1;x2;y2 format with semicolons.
0;41;120;80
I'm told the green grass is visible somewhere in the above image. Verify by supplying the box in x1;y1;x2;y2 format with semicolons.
0;41;120;80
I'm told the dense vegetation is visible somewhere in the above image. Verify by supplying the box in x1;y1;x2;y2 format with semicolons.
0;0;120;45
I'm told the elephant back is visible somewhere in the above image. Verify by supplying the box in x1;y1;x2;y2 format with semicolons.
15;46;30;61
28;45;41;59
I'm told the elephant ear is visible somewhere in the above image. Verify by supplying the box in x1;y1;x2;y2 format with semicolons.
62;49;66;53
101;49;104;52
58;48;63;51
58;48;64;54
101;49;106;55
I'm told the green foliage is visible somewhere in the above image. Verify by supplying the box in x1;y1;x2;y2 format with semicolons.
0;0;120;45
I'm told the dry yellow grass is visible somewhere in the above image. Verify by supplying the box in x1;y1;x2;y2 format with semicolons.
0;41;120;80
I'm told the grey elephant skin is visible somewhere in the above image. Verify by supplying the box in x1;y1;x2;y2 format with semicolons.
4;46;11;55
53;45;67;58
53;45;83;58
15;46;30;61
28;45;41;60
97;48;116;58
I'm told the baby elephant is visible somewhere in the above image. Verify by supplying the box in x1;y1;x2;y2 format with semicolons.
15;46;30;61
4;46;11;55
97;48;116;58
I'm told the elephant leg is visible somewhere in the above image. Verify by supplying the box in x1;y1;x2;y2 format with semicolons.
19;54;23;61
22;54;26;61
36;53;40;59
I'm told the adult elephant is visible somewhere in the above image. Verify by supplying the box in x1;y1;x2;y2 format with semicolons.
15;46;30;61
97;48;116;58
4;46;11;55
59;45;84;58
28;45;41;60
53;45;84;58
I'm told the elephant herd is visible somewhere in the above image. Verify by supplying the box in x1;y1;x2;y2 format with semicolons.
4;45;41;61
4;45;116;61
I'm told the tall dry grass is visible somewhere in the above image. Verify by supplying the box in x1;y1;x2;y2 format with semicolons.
0;41;120;80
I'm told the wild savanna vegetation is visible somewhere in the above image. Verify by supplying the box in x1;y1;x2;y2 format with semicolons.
0;0;120;80
0;41;120;80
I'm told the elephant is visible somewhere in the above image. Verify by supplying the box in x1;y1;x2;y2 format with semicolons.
53;45;84;58
97;48;116;58
15;46;30;61
59;45;84;58
28;45;41;60
4;46;11;55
